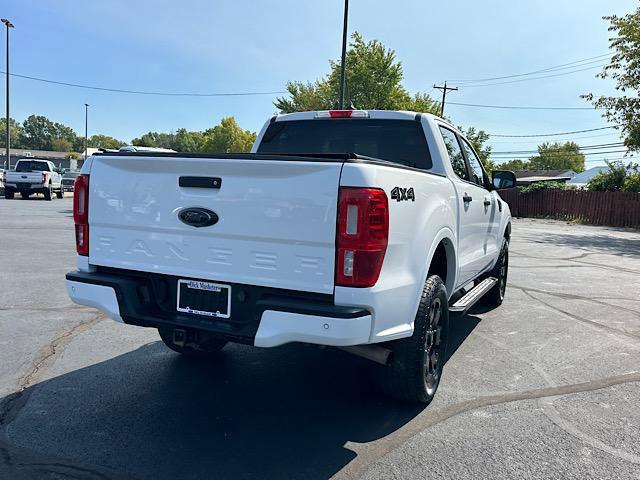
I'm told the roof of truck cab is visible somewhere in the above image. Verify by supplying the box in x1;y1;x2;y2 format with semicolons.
274;110;443;122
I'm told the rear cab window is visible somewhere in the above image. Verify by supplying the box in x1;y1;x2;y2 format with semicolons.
16;161;51;172
258;119;432;170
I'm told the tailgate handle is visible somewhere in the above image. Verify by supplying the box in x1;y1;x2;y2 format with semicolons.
179;176;222;189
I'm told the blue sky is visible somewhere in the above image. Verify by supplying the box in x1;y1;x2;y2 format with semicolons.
2;0;637;166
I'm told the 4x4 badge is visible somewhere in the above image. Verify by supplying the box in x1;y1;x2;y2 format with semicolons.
391;187;415;202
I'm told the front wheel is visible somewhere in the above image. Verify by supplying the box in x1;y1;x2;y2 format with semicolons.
56;188;64;199
376;274;450;404
158;327;227;358
483;239;509;307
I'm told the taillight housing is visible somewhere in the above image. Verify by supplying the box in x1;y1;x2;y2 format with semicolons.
42;172;47;184
73;175;89;256
336;187;389;287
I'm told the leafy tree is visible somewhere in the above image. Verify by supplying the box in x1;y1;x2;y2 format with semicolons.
203;117;256;153
88;134;126;149
275;32;439;114
21;114;77;151
463;127;493;170
494;159;530;171
623;172;640;192
130;131;177;149
584;6;640;151
50;137;73;153
587;160;639;191
174;128;206;152
0;118;24;148
527;142;585;173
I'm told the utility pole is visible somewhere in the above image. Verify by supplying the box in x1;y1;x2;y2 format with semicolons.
338;0;349;109
1;19;14;170
84;104;89;160
433;82;458;117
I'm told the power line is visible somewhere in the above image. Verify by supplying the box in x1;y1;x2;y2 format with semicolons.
0;70;287;97
491;150;631;160
490;132;620;144
488;126;619;138
449;53;611;84
447;100;600;111
492;142;625;155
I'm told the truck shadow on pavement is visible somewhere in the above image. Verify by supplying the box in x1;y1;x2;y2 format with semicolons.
522;232;640;258
1;316;481;480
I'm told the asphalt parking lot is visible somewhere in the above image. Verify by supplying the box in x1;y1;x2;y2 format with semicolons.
1;196;639;480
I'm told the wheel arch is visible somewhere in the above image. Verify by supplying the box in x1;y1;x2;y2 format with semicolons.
424;228;457;298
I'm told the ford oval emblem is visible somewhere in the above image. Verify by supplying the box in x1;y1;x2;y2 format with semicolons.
178;207;219;228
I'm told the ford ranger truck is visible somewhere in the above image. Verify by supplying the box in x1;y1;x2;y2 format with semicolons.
65;110;516;404
4;159;64;200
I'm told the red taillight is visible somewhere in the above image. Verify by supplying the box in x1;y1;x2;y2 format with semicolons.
73;175;89;256
329;110;353;118
336;187;389;287
42;172;47;184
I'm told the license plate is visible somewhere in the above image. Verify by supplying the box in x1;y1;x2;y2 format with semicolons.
176;280;231;318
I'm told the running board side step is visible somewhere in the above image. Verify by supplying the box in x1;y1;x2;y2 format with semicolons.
449;277;498;315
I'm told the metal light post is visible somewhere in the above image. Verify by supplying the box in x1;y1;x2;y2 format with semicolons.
338;0;349;109
1;18;13;170
84;103;89;160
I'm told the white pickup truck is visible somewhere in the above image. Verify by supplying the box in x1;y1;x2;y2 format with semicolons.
66;110;516;403
4;159;64;200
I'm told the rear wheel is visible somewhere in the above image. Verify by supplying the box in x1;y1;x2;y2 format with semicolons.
158;327;227;358
43;185;52;201
376;274;449;404
4;189;14;199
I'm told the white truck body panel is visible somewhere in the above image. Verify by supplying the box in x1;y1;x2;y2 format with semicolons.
88;156;342;294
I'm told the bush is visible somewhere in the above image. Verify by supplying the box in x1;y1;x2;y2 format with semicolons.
588;160;639;192
622;173;640;193
519;181;574;194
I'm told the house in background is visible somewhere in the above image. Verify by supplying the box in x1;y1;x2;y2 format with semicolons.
513;169;576;186
1;148;84;171
567;166;610;188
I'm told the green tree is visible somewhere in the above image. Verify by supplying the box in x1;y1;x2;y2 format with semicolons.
494;159;530;171
584;6;640;151
203;117;256;153
527;142;585;173
174;128;206;152
88;134;126;149
623;172;640;192
463;127;493;170
0;118;24;148
587;160;639;191
21;114;78;151
275;32;439;114
130;131;177;149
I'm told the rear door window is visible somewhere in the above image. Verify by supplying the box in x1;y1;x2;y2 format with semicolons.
258;119;432;170
438;127;468;180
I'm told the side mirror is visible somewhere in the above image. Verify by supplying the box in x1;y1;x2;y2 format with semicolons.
492;170;517;189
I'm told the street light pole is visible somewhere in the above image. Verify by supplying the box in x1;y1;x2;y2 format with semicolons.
1;19;14;171
338;0;349;109
84;103;89;160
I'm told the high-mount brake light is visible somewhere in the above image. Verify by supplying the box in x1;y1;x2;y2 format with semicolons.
73;175;90;256
315;110;369;119
335;187;389;287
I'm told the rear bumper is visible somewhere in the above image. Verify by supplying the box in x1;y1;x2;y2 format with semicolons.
65;269;372;347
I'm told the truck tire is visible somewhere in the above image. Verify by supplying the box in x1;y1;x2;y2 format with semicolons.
4;189;14;199
56;188;64;199
482;239;509;307
158;327;227;358
377;274;449;404
43;185;52;201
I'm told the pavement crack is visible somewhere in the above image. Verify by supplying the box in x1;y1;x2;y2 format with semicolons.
338;372;640;479
0;313;104;431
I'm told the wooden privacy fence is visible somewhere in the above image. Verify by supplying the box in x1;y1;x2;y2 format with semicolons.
497;189;640;228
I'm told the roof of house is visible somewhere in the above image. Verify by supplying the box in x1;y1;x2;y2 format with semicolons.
513;169;576;179
568;166;610;185
1;148;76;159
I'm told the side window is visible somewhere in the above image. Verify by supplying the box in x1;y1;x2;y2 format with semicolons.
438;126;468;180
461;140;487;187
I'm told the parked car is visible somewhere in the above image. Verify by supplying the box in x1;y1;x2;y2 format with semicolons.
62;171;81;192
3;159;64;200
65;110;516;404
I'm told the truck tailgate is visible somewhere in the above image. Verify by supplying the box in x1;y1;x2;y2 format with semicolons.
88;155;342;294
